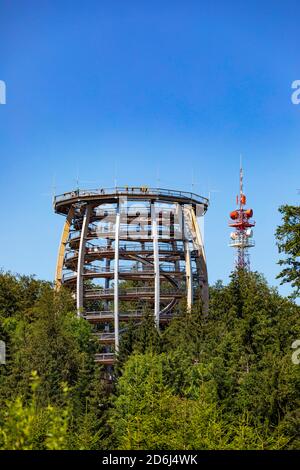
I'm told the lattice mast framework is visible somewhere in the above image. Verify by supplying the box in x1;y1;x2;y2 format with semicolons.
54;187;209;365
229;167;255;270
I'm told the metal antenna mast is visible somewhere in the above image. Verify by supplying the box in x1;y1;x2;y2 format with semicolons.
229;163;255;270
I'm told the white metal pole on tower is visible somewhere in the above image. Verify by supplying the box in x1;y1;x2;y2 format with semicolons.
114;203;120;353
151;202;160;329
182;205;193;312
77;204;91;315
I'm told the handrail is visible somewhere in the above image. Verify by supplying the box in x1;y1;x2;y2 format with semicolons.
54;186;209;206
62;271;77;280
95;353;115;361
65;244;185;258
85;310;142;316
84;310;173;317
69;226;187;241
94;332;115;339
84;286;184;296
82;264;194;274
62;265;195;280
89;225;182;233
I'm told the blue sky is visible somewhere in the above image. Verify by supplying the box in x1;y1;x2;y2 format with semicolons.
0;0;299;296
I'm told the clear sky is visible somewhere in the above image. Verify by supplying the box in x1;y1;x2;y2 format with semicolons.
0;0;299;296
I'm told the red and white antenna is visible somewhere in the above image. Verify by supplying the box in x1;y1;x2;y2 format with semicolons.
229;163;255;270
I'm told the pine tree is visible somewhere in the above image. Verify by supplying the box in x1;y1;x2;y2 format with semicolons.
276;204;300;298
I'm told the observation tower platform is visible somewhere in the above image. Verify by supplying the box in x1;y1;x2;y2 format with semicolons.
54;186;209;365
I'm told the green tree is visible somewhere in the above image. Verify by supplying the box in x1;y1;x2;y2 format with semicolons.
0;276;107;449
109;352;289;450
3;286;95;406
276;204;300;298
1;267;299;450
0;371;70;450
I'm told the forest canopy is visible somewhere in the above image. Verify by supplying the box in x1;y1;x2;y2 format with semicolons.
0;268;299;450
0;204;299;450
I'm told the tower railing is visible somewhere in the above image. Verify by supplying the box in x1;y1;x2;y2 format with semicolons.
54;186;209;206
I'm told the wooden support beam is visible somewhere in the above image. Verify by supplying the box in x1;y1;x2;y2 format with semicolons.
55;206;74;290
